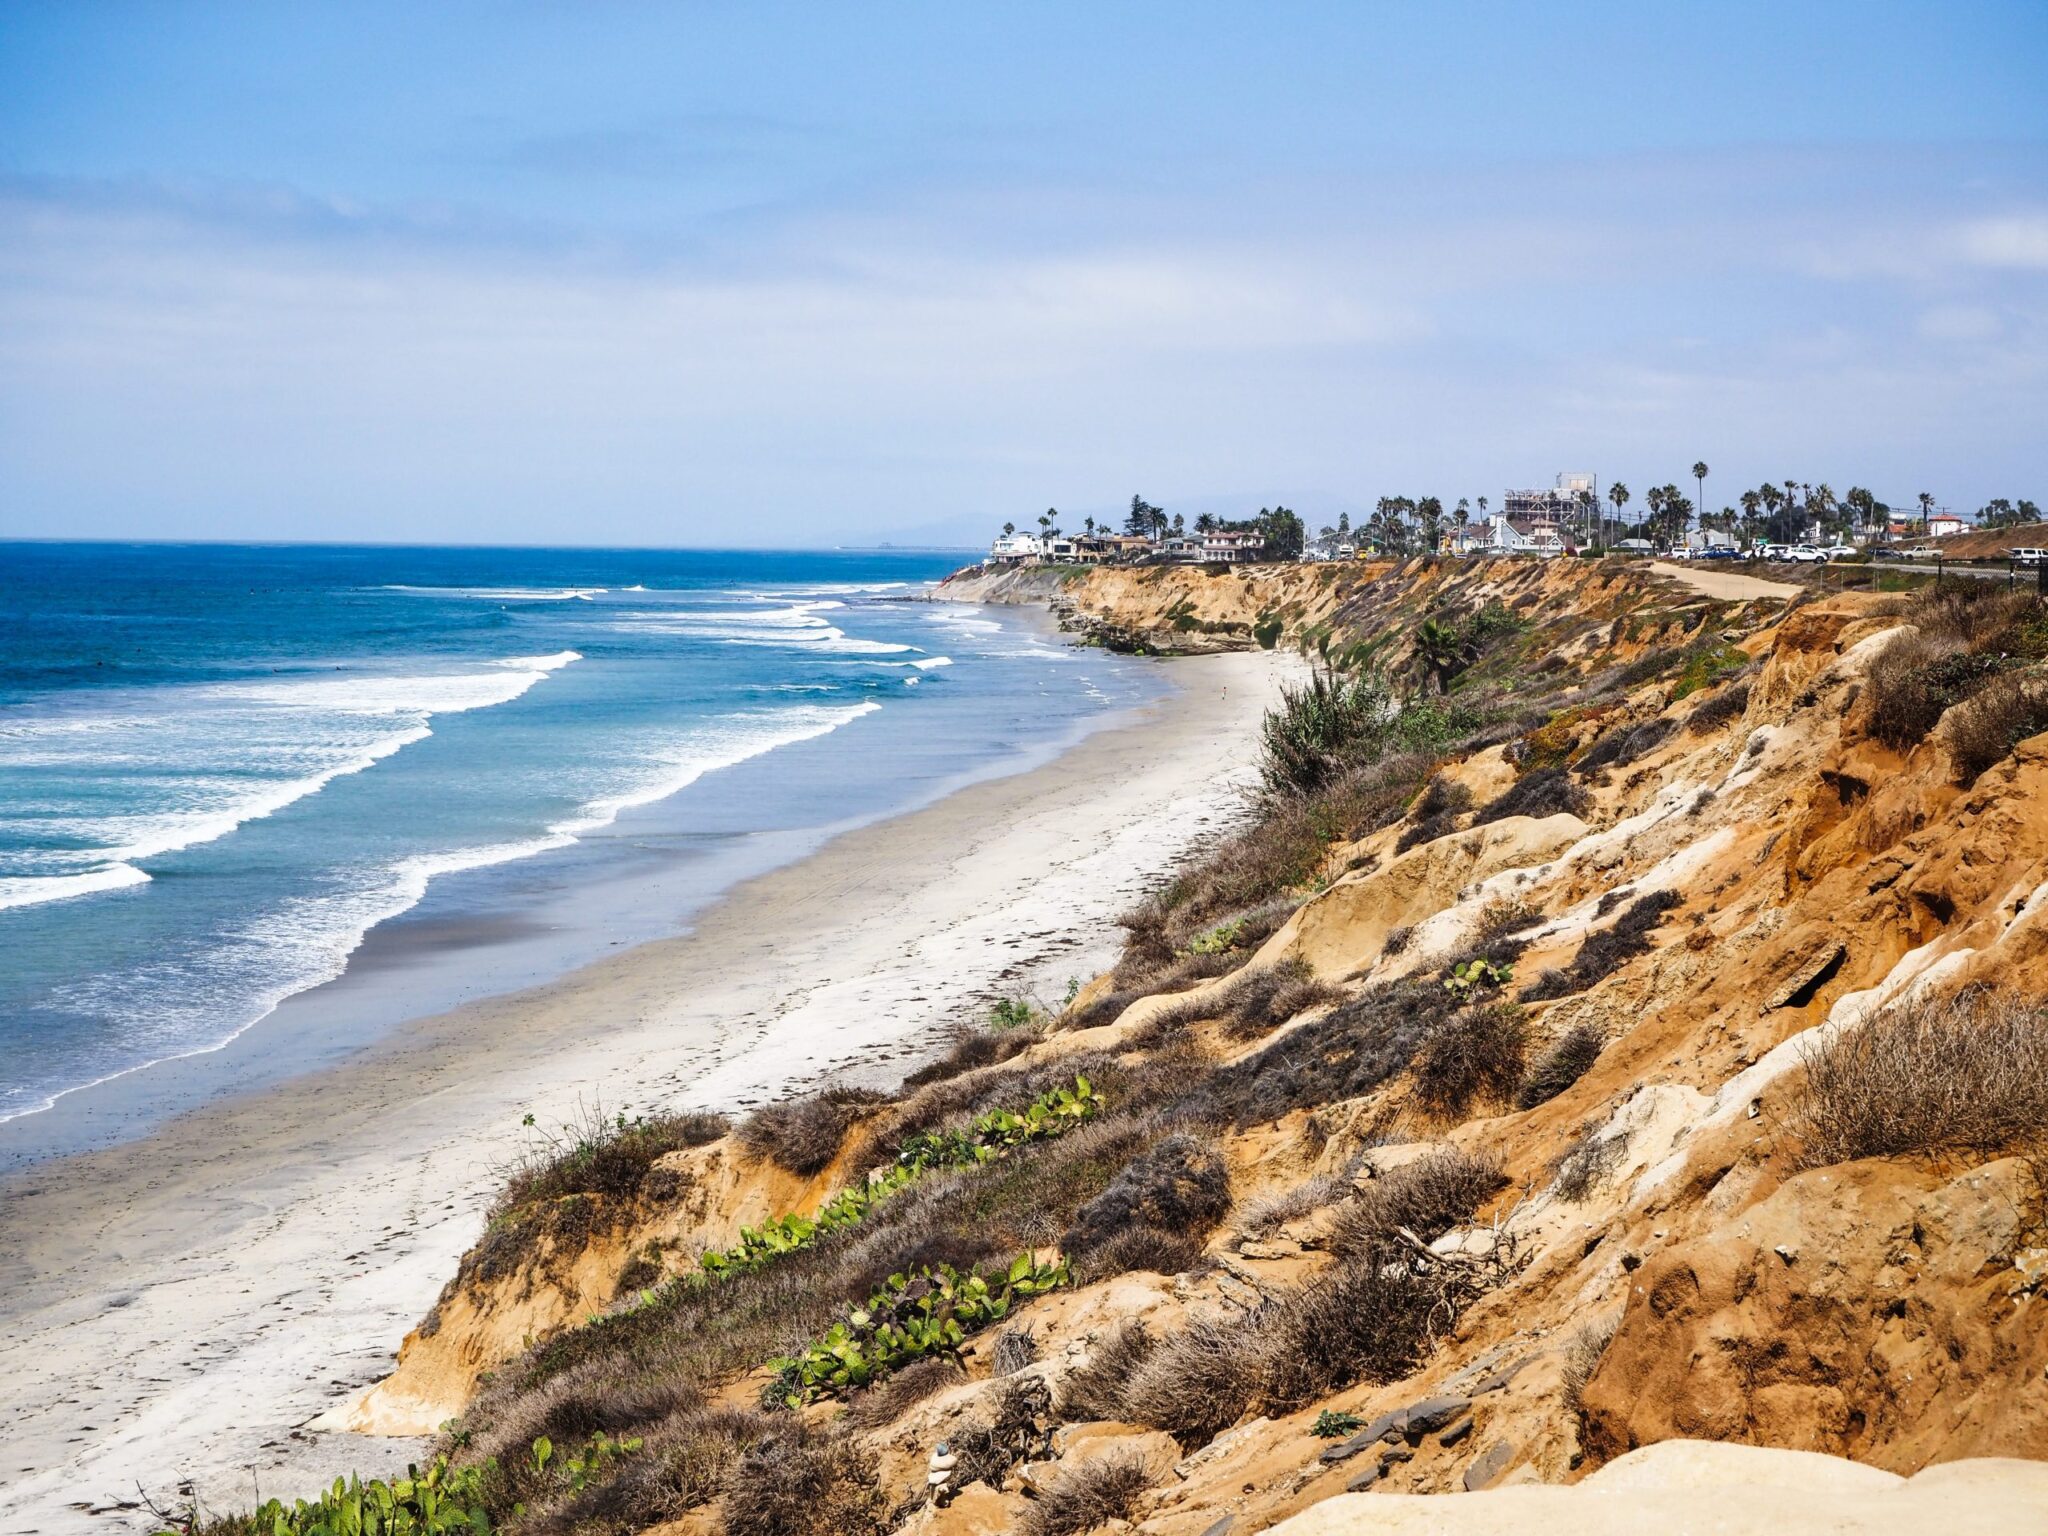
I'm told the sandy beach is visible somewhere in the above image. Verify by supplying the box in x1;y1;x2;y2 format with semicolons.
0;645;1293;1534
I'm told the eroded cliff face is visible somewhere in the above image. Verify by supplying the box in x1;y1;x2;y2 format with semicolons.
343;557;2048;1533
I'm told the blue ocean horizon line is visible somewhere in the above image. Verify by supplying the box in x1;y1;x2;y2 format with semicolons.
0;543;1157;1150
0;535;985;554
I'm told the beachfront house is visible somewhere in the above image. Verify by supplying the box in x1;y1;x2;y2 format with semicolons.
1202;528;1266;562
1927;514;1968;540
987;531;1046;564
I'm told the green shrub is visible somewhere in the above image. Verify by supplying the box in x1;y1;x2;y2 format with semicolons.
766;1253;1071;1405
700;1078;1099;1281
186;1458;497;1536
1259;669;1393;796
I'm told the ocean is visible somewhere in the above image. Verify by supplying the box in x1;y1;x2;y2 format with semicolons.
0;543;1163;1158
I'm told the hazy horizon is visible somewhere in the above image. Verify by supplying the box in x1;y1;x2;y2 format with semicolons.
3;1;2045;547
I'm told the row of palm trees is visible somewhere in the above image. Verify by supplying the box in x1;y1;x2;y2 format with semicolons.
1001;476;2035;559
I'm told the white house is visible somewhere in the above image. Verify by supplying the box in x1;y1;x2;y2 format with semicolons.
1202;529;1266;562
986;532;1045;564
1927;515;1968;540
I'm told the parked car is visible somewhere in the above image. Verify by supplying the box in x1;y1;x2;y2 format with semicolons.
1751;544;1791;561
1784;545;1830;563
2010;548;2048;567
1699;546;1742;560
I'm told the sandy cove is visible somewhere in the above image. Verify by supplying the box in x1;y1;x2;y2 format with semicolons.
0;647;1296;1534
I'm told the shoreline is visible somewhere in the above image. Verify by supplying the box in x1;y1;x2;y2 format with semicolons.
0;645;1293;1533
0;601;1132;1168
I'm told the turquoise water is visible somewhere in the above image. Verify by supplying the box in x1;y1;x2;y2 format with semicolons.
0;543;1160;1146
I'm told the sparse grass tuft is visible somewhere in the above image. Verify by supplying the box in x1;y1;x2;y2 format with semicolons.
496;1106;728;1218
1793;989;2048;1168
1561;1316;1619;1423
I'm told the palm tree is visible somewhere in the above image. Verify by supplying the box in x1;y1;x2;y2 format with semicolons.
1917;492;1935;535
1608;481;1629;541
1692;462;1709;528
1002;521;1016;537
1415;617;1465;692
1083;515;1096;536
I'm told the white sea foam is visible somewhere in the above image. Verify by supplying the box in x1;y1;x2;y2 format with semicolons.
6;699;884;1120
0;862;152;913
380;585;607;601
0;653;582;914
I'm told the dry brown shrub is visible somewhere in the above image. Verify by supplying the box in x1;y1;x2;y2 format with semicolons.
1121;1242;1470;1448
1945;672;2048;784
1474;896;1544;946
1062;1134;1231;1276
1325;1147;1504;1257
1516;1022;1605;1109
1411;1002;1529;1118
1472;766;1589;826
1019;1452;1154;1536
989;1326;1040;1377
1793;989;2048;1168
738;1086;889;1177
1549;1128;1627;1202
722;1432;887;1536
1560;1315;1619;1422
1056;1320;1155;1422
1863;629;1971;750
840;1356;966;1430
520;1406;773;1536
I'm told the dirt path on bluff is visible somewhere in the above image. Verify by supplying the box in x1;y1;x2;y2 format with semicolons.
1650;560;1801;600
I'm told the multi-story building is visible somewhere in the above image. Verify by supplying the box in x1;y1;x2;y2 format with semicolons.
1502;472;1597;530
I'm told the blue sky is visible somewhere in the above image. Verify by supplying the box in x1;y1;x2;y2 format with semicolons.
2;2;2044;546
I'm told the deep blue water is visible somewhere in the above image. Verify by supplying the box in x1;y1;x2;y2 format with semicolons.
0;543;1158;1136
